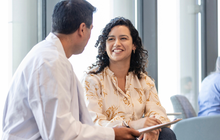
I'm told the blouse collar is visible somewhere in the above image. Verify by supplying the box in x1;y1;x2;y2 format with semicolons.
104;66;133;78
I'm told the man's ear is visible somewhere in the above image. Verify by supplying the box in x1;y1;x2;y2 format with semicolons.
78;23;86;37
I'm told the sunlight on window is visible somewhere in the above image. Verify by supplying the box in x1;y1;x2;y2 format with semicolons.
198;0;202;90
0;0;11;135
218;0;220;56
157;0;179;114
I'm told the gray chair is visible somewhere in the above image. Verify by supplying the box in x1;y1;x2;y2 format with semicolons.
170;95;196;119
173;115;220;140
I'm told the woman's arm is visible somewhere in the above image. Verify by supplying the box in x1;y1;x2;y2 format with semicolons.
82;74;125;127
143;76;170;124
128;75;170;130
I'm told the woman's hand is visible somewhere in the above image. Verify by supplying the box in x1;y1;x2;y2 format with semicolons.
139;129;160;140
139;116;162;140
129;116;162;140
143;116;162;128
129;116;162;130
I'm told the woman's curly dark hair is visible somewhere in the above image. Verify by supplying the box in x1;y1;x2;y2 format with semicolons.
89;17;148;79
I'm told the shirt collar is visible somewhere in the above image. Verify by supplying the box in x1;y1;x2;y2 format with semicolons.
46;32;67;58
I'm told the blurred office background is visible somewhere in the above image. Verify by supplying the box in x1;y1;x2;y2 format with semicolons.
0;0;218;135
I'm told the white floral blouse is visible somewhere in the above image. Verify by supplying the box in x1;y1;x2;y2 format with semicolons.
82;67;170;128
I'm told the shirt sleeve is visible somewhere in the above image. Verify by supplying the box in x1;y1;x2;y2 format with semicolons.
82;74;124;127
143;76;170;124
28;61;114;140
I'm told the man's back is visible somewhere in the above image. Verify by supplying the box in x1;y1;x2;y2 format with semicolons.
198;72;220;116
2;33;70;139
2;33;105;140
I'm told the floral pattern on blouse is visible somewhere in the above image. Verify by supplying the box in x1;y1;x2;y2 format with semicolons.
82;67;170;127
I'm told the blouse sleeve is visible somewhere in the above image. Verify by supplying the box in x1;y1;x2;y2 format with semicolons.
82;74;124;127
143;76;170;124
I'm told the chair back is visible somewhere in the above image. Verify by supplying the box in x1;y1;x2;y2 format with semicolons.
170;95;196;119
173;115;220;140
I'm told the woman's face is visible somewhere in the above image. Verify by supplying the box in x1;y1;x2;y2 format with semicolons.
105;25;136;64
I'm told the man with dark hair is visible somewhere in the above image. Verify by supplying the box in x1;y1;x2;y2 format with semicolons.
2;0;140;139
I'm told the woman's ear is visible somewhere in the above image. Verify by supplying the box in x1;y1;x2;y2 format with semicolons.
132;44;136;51
132;45;136;54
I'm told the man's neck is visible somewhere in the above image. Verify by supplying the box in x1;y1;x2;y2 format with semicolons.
53;32;76;58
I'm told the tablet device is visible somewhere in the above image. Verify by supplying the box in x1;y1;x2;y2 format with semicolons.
137;118;182;133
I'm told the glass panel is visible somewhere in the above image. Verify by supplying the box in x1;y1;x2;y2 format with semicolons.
0;0;11;135
157;0;200;116
12;0;38;73
218;0;220;56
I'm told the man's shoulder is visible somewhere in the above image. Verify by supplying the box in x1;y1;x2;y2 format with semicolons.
21;40;70;73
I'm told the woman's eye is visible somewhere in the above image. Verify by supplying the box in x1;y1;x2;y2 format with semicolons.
121;37;127;40
107;38;114;41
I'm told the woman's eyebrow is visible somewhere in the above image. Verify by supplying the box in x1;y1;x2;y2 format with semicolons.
119;35;129;37
107;35;115;38
107;35;128;37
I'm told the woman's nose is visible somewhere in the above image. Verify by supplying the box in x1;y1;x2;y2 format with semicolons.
113;39;121;47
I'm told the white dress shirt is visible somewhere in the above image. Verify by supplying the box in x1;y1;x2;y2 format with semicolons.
2;33;114;140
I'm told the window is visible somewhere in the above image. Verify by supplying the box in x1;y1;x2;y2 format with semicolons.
0;1;11;135
157;0;200;114
218;0;220;56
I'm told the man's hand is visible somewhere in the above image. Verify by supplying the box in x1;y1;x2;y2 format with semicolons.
113;126;140;140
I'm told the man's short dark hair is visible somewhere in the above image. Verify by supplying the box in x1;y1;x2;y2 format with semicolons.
52;0;96;34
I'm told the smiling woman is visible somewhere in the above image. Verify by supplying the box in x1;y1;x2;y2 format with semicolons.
81;17;176;140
